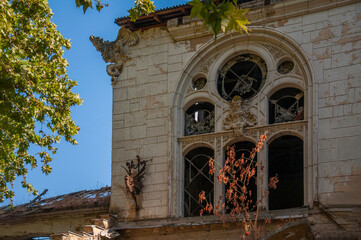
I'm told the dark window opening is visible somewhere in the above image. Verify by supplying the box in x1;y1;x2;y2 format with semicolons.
268;135;303;210
218;54;267;101
192;77;207;90
184;147;214;217
269;88;304;124
185;102;214;136
224;141;257;213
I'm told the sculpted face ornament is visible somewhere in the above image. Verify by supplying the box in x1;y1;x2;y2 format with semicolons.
90;28;139;85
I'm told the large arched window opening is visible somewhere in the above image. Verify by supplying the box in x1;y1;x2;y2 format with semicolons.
171;29;313;218
224;141;257;212
184;147;214;217
268;135;303;210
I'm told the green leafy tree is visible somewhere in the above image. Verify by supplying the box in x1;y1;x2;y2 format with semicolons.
77;0;250;39
0;0;82;203
0;0;250;204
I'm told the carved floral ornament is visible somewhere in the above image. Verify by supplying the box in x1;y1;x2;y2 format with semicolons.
90;28;139;85
223;98;257;136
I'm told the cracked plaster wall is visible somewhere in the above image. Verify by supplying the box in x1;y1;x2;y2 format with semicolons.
110;0;361;220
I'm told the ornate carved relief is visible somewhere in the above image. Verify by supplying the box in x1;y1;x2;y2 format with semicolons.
90;28;139;85
216;137;221;149
222;135;232;144
179;136;215;149
261;44;284;60
199;53;219;74
223;99;257;136
245;121;305;138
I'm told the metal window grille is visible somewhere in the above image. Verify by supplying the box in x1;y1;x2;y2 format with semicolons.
184;147;214;217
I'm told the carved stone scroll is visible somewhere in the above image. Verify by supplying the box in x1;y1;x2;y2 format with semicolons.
90;28;139;85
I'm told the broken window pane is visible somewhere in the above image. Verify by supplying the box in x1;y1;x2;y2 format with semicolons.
218;54;267;101
185;102;214;136
269;88;304;124
224;141;257;213
268;135;303;210
184;147;214;217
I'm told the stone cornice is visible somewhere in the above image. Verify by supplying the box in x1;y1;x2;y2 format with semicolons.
167;0;358;41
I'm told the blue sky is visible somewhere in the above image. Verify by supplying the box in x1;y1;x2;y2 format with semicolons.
2;0;188;207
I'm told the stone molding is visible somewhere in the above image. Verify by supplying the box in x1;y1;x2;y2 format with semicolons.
179;121;307;149
167;0;358;41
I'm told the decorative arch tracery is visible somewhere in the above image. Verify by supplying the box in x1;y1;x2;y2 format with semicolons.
170;27;315;217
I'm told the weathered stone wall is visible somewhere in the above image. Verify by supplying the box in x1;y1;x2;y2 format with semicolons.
110;0;361;223
260;1;361;206
111;27;182;219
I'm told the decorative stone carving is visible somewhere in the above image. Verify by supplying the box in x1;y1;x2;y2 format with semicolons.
245;121;306;139
185;109;214;136
199;53;219;74
122;155;149;210
223;99;257;136
261;44;284;60
180;136;216;150
216;137;221;149
90;28;139;85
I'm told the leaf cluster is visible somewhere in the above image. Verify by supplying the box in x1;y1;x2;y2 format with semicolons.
76;0;249;40
189;0;250;39
128;0;156;22
0;0;82;203
75;0;108;13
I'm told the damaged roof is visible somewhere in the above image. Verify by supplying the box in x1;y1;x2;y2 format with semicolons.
115;4;192;31
115;0;263;31
0;187;110;222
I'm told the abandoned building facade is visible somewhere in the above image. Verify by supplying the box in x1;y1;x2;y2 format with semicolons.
1;0;361;239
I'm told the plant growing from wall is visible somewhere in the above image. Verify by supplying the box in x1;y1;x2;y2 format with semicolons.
198;132;279;239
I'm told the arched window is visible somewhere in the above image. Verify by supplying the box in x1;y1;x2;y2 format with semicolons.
268;135;303;210
172;32;312;218
184;102;214;136
269;88;304;124
184;147;214;217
